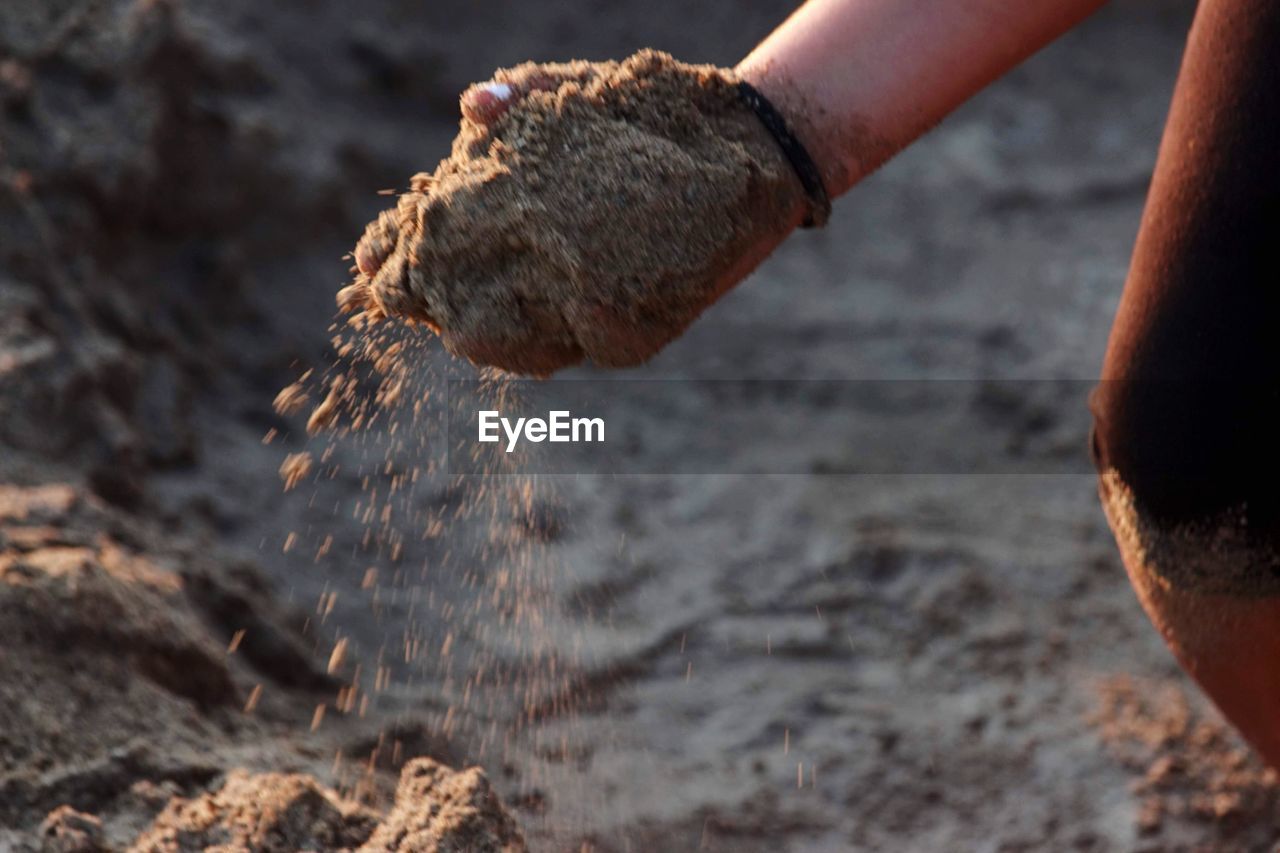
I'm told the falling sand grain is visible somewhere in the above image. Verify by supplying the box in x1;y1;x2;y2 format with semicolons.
273;381;309;416
279;451;313;492
328;637;349;675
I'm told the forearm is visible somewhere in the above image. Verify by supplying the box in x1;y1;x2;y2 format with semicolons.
737;0;1108;197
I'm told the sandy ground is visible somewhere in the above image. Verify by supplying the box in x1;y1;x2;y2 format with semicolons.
5;0;1280;849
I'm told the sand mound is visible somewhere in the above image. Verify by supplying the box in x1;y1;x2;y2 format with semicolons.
340;50;802;374
131;759;524;853
131;770;379;852
362;758;526;852
0;481;528;850
0;483;240;827
0;482;329;843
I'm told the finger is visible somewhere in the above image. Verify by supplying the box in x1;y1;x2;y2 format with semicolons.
460;81;519;125
460;68;588;126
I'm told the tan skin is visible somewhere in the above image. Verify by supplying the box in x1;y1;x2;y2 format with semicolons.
447;0;1280;771
464;0;1106;239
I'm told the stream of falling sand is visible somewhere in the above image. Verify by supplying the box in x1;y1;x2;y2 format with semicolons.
270;307;615;833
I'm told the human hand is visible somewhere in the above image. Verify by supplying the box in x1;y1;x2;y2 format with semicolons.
339;50;809;375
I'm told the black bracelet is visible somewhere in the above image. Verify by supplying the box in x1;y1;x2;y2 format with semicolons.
736;80;831;229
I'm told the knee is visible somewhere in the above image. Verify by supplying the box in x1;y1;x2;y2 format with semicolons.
1091;377;1280;595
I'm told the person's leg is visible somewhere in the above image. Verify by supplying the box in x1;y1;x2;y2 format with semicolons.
1091;0;1280;765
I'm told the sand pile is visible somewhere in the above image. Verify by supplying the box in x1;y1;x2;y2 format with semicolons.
339;50;803;375
360;759;526;852
130;770;379;852
0;483;240;820
0;482;293;842
131;759;523;852
0;481;528;850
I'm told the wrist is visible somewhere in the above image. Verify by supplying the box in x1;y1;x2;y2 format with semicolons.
735;58;850;201
734;79;831;229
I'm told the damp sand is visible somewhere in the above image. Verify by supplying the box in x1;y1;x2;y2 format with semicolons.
1099;468;1280;597
339;50;802;375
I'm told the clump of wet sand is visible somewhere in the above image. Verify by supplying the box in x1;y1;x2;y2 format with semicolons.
339;50;802;375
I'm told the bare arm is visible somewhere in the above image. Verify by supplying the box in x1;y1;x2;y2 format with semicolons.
351;0;1112;373
738;0;1108;198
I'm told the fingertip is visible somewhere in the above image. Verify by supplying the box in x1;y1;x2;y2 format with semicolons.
461;81;516;125
486;81;515;100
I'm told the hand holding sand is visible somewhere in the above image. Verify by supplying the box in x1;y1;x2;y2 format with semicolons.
339;51;810;375
339;0;1109;376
